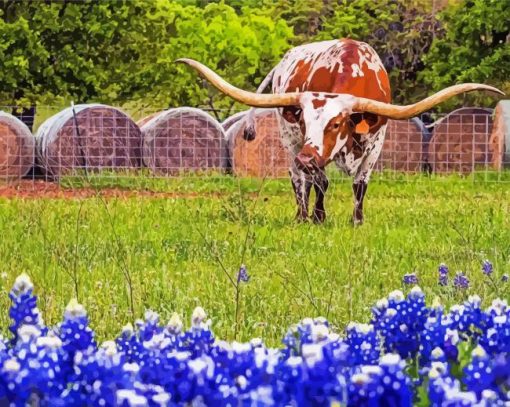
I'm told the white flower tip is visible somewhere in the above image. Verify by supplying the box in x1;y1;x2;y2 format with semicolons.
409;286;424;297
380;353;401;366
467;295;481;305
101;340;117;356
167;312;183;333
192;307;207;326
351;373;371;385
122;323;134;336
301;343;323;365
481;389;497;400
431;347;445;359
312;324;329;341
36;335;63;349
65;298;87;319
360;365;382;376
431;297;443;309
2;358;20;373
123;362;140;374
18;324;41;340
13;273;33;294
388;290;405;302
472;345;487;358
250;337;263;348
144;310;159;324
376;298;389;309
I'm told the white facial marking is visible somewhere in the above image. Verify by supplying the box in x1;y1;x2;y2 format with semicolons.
299;93;356;156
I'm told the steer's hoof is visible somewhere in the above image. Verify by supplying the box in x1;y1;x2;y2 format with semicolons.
312;209;326;224
351;216;364;227
295;211;309;223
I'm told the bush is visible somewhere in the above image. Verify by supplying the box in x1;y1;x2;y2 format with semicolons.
0;273;509;406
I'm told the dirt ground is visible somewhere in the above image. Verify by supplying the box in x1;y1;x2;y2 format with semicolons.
0;180;222;199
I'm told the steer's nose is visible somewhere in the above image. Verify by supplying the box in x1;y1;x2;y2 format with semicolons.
294;153;318;173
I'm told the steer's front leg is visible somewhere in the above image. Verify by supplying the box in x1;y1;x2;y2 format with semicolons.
289;169;312;222
351;123;388;226
352;181;368;225
312;171;329;224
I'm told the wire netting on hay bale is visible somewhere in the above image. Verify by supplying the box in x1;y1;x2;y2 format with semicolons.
0;111;35;181
225;109;291;178
429;107;494;174
377;118;427;172
36;104;142;178
141;107;228;175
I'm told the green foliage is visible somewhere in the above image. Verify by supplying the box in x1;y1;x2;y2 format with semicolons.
0;0;294;119
0;0;506;112
421;0;510;110
148;1;293;119
316;0;442;104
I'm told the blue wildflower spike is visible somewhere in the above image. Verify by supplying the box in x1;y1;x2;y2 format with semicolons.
402;272;418;285
8;273;45;340
237;264;250;283
453;271;470;289
482;259;493;276
58;298;95;356
438;263;449;286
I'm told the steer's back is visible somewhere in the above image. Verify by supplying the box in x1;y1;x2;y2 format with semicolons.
273;39;391;103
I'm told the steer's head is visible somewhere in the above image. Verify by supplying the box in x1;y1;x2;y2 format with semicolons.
176;58;504;173
290;93;382;172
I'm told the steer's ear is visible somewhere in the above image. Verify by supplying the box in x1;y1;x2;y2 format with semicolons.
351;113;379;135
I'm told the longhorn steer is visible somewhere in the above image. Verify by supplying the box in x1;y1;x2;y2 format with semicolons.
178;39;503;224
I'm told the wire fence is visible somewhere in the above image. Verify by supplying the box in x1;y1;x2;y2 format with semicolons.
0;103;508;192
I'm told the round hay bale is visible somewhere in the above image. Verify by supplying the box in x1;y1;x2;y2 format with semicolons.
141;107;227;174
0;111;35;181
222;111;248;133
429;107;493;173
36;104;142;177
226;109;290;178
378;118;426;172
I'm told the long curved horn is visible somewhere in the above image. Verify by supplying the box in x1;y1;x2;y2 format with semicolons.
354;84;504;119
176;58;301;107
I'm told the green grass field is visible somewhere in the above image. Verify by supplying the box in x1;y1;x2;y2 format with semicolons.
1;173;509;347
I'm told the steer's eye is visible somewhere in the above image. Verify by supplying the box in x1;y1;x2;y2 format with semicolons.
333;122;340;129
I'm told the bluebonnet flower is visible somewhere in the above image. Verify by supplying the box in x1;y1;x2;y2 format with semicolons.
58;298;95;356
453;271;470;289
237;264;249;283
482;259;493;275
402;273;418;285
438;263;449;286
2;273;510;405
501;274;508;282
8;273;45;339
372;287;428;359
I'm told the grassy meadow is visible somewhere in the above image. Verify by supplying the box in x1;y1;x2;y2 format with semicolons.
0;173;509;347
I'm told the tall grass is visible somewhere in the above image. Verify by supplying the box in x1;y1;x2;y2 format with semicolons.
0;174;509;346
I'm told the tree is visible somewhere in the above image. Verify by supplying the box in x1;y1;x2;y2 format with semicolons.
316;0;443;105
145;2;294;119
421;0;509;110
0;0;294;123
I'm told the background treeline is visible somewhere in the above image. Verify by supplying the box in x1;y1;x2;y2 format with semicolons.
0;0;508;123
